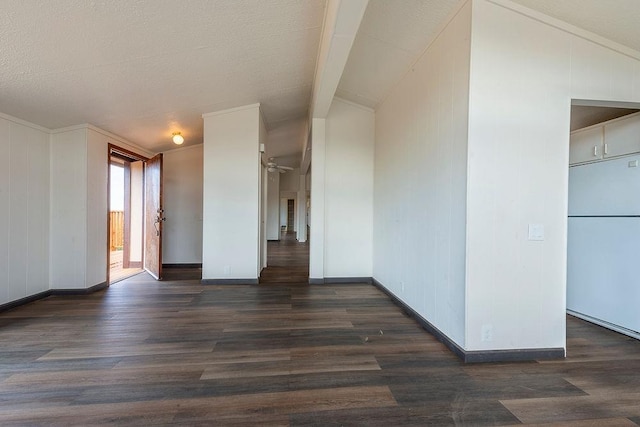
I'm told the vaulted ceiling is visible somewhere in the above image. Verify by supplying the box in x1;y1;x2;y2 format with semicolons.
1;0;639;158
0;0;326;153
510;0;640;52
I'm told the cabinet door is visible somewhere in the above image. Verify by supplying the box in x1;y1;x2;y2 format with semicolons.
567;217;640;335
569;126;603;164
604;114;640;158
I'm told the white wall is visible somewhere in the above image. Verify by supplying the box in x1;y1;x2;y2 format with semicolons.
202;104;261;280
373;2;471;347
266;171;280;240
162;144;203;264
280;198;288;229
323;98;374;277
296;174;308;242
260;164;267;270
279;168;300;191
0;114;151;300
309;118;326;279
0;115;50;304
50;128;88;290
259;115;267;270
86;128;109;287
50;125;151;290
464;0;640;351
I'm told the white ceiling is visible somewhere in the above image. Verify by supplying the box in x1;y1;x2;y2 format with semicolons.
266;117;308;167
337;0;462;108
1;0;640;157
337;0;640;109
510;0;640;53
0;0;326;152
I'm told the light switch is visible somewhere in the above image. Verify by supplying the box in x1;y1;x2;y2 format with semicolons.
629;160;638;168
528;224;544;241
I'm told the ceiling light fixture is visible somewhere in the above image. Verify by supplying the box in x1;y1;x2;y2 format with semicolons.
172;132;184;145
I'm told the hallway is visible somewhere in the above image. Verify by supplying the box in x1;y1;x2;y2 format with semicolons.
260;231;309;284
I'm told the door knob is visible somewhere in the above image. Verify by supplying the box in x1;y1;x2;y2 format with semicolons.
154;216;166;236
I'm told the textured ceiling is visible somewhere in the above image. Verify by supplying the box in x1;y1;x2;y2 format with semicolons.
510;0;640;53
2;0;640;155
0;0;326;152
336;0;462;108
266;117;308;167
338;0;640;109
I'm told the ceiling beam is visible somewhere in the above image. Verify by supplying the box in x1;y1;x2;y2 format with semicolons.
310;0;369;119
301;0;369;172
300;122;312;174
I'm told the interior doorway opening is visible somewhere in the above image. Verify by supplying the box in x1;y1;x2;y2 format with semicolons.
109;155;144;283
567;102;640;346
259;191;309;285
259;229;309;284
286;199;295;231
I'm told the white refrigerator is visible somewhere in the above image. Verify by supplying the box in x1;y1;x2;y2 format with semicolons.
567;154;640;337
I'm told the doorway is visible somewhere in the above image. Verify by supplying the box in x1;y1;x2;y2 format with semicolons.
287;199;295;231
261;191;309;283
108;155;144;282
108;145;164;283
259;228;309;284
566;104;640;342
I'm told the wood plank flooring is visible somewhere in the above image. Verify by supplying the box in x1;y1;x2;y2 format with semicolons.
260;231;309;284
1;247;640;424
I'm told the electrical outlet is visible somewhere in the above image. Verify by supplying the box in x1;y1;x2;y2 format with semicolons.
481;324;493;342
223;265;231;276
400;281;405;292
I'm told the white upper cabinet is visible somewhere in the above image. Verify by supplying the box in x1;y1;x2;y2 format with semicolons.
569;126;603;165
604;113;640;158
570;112;640;165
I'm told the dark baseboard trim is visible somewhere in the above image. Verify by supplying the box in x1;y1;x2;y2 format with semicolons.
201;279;259;285
309;277;373;285
325;277;373;284
463;347;565;363
0;281;109;313
372;278;564;363
0;290;52;313
372;278;467;361
51;281;108;295
163;263;202;269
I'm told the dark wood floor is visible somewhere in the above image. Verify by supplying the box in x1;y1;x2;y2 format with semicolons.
260;231;309;284
1;245;640;425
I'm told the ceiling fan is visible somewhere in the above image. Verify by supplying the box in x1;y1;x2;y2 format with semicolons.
267;158;294;173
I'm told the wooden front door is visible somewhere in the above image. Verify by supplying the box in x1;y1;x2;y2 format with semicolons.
144;153;163;279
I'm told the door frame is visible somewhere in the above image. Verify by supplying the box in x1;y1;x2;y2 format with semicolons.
107;144;149;284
